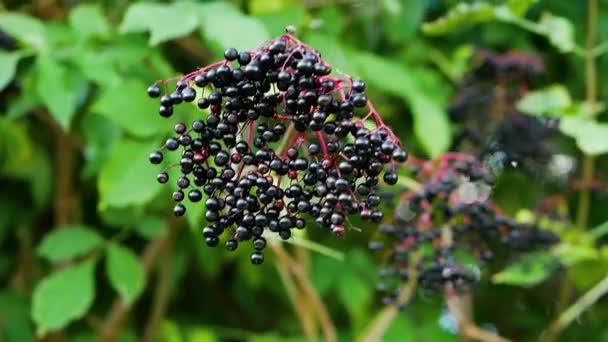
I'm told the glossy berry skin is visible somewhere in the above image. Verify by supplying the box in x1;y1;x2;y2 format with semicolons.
149;151;163;164
224;48;239;61
147;84;161;98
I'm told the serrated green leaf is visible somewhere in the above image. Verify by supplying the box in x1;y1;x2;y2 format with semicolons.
32;260;96;335
120;2;200;45
517;84;572;116
91;79;164;137
35;55;80;130
537;14;575;53
69;4;110;39
106;243;145;303
0;51;20;91
492;252;557;287
560;117;608;155
422;3;497;35
199;2;270;54
37;225;103;263
98;139;164;208
0;13;46;50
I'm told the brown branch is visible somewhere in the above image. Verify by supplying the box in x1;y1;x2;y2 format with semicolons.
99;220;179;342
274;257;318;341
270;243;337;342
358;253;420;342
141;240;174;342
445;285;511;342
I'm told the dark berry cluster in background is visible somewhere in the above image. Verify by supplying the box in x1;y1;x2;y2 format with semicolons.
448;50;557;173
369;153;558;305
147;34;405;264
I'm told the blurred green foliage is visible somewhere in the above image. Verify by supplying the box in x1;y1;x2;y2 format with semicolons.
0;0;607;341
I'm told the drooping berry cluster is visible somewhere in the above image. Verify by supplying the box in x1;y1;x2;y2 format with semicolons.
370;153;558;305
147;34;405;264
448;50;557;172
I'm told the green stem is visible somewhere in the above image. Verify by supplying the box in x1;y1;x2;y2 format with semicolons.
546;272;608;340
576;0;598;231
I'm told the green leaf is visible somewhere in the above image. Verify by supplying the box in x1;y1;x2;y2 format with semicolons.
537;14;575;53
0;13;46;50
199;2;270;54
305;33;358;75
187;327;218;342
560;117;608;155
134;217;166;240
338;269;372;318
69;4;110;39
91;79;163;137
410;96;452;158
506;0;538;16
382;0;425;42
32;260;96;335
0;117;34;179
256;7;307;38
553;243;599;267
422;3;497;35
0;291;34;342
516;84;572;116
353;53;450;157
37;225;103;263
30;150;53;209
120;2;200;45
98;139;164;208
158;320;182;342
0;51;20;91
35;55;81;130
106;243;145;304
589;221;608;240
383;313;416;341
492;252;557;287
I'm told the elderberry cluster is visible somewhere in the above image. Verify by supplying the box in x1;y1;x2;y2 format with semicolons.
369;154;558;305
448;50;556;172
148;34;405;264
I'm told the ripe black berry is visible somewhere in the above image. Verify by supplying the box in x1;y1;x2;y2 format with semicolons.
149;151;163;164
224;47;238;61
147;84;161;98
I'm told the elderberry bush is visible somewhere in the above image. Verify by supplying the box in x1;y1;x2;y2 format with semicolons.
448;50;557;172
148;34;405;264
370;153;558;305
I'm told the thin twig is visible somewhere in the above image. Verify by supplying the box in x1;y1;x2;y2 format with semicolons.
270;243;337;342
99;219;179;342
274;259;318;341
358;253;421;342
576;0;598;231
445;285;511;342
141;240;175;342
543;272;608;341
